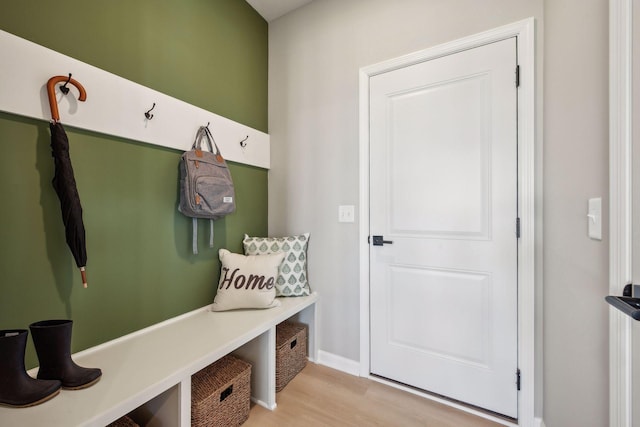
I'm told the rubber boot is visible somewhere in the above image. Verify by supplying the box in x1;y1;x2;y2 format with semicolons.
29;320;102;390
0;330;61;407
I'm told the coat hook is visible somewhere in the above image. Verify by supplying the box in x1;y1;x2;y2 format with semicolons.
145;103;156;120
240;135;249;148
47;75;87;123
60;73;72;95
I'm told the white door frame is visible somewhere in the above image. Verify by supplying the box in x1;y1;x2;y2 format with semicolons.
609;0;633;426
359;18;537;426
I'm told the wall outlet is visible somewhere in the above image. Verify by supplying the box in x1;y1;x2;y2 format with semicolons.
338;205;355;223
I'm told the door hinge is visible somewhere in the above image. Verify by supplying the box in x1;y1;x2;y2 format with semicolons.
516;218;521;238
515;65;520;87
516;369;521;391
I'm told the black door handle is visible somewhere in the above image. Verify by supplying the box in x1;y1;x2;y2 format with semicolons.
372;235;393;246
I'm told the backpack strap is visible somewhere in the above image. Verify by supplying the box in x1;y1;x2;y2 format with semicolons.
191;218;215;254
203;127;224;163
192;217;198;255
209;219;214;248
192;126;214;153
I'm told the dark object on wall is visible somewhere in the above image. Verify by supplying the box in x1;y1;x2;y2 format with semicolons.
606;284;640;320
606;296;640;320
604;284;640;320
46;75;89;288
29;320;102;389
144;102;155;120
0;330;61;407
239;135;249;148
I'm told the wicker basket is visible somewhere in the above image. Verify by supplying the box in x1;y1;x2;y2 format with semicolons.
275;321;308;392
191;355;252;427
107;415;139;427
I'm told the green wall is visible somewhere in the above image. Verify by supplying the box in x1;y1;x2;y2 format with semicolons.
0;1;268;367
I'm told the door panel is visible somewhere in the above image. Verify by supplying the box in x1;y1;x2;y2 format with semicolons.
387;266;491;365
389;74;490;237
369;37;518;418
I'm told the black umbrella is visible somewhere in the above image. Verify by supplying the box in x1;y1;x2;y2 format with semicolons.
46;75;88;288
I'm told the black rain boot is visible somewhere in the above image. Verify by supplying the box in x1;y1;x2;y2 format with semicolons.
0;330;61;407
29;320;102;390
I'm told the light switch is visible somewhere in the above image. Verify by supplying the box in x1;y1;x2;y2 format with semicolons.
338;205;355;223
588;197;602;240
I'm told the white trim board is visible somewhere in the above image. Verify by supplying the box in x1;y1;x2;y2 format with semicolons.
0;29;270;169
316;350;361;377
609;0;633;426
359;18;538;426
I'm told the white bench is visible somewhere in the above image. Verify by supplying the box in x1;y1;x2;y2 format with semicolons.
0;294;318;426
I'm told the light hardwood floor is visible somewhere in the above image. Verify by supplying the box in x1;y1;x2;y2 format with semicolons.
244;363;504;427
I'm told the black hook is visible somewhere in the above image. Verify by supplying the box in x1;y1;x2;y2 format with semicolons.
205;122;210;128
145;103;156;120
240;135;249;148
59;73;72;95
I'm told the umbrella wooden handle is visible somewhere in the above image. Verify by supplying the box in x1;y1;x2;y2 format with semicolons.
47;75;87;122
80;267;88;289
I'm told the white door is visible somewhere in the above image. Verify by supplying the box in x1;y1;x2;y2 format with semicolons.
369;38;519;418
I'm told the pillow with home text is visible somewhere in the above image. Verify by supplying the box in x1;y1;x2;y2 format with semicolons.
212;249;285;311
243;233;310;297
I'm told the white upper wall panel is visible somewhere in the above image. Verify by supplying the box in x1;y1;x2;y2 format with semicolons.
0;29;270;169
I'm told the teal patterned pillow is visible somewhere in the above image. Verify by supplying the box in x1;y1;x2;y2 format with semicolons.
243;233;310;297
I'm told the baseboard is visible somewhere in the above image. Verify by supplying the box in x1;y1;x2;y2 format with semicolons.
534;417;545;427
251;396;276;411
316;350;360;376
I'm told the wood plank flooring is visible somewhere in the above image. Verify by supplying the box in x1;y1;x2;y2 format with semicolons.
244;363;504;427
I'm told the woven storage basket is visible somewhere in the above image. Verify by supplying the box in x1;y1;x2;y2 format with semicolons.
191;355;252;427
275;321;308;392
107;415;139;427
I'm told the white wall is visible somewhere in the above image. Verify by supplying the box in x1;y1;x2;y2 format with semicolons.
542;1;609;427
269;1;608;426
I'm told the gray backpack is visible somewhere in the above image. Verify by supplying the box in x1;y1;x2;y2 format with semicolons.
179;126;236;254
